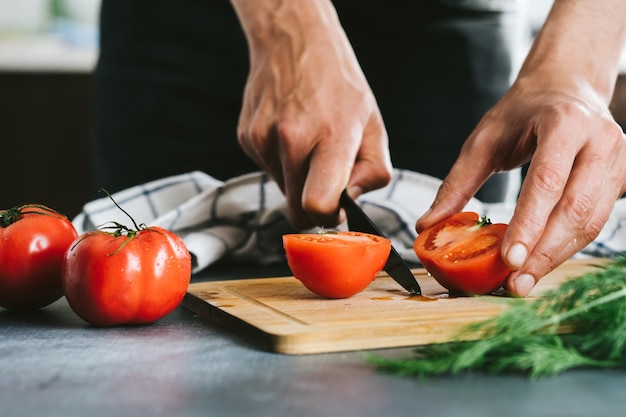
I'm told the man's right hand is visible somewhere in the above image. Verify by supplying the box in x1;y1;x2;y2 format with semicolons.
230;0;393;229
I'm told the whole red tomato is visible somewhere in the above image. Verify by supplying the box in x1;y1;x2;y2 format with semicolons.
0;204;78;310
414;212;510;295
62;225;192;326
283;231;391;298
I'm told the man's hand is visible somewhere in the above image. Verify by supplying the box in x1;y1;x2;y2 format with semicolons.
417;0;626;296
230;0;392;229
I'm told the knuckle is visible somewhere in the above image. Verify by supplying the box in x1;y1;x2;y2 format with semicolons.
527;246;558;276
560;193;605;244
239;122;269;147
236;123;251;146
277;119;332;142
561;192;594;227
302;190;333;214
367;165;393;190
581;218;605;243
583;119;625;160
558;101;585;118
561;193;604;242
276;120;335;157
276;120;299;142
512;212;546;238
602;122;626;152
534;249;555;269
529;164;565;197
546;100;588;123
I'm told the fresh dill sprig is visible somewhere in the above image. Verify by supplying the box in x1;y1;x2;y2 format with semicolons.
367;255;626;378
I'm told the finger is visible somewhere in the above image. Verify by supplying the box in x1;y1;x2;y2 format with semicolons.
277;122;322;229
506;131;626;296
236;90;289;194
506;186;613;297
298;128;363;228
346;112;393;197
239;120;288;195
299;112;391;228
415;131;495;233
500;122;580;271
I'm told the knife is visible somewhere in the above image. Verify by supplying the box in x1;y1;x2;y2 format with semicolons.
339;189;422;295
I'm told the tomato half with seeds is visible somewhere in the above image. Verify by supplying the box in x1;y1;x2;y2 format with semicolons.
414;212;510;295
283;231;391;298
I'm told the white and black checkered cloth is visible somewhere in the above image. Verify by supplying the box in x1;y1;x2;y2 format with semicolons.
72;169;626;273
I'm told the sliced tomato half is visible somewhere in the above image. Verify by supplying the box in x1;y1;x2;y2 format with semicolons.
283;231;391;298
414;212;510;295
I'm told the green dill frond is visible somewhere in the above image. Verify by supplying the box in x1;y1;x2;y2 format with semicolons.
368;254;626;378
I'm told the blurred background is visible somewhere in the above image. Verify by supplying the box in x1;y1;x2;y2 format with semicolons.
0;0;625;219
0;0;98;218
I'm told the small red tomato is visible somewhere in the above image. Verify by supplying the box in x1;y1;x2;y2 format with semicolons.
62;225;192;326
283;231;391;298
414;212;510;295
0;204;78;310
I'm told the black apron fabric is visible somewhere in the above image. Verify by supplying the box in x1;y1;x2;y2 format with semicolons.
93;0;523;202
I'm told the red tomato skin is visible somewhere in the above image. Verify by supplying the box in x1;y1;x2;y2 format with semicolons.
62;227;192;326
414;212;510;295
0;206;78;310
283;231;391;298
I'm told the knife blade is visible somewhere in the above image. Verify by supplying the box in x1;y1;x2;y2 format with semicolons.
339;190;422;295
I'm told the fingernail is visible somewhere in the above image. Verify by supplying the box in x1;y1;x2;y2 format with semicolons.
416;208;432;233
507;243;528;269
512;274;535;297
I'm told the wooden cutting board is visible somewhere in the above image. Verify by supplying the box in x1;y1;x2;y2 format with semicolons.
182;258;604;355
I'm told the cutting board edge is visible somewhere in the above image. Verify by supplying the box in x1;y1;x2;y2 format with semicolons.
183;292;284;353
182;290;506;355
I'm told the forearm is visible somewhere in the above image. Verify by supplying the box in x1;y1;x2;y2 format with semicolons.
230;0;334;42
520;0;626;104
229;0;368;105
229;0;354;65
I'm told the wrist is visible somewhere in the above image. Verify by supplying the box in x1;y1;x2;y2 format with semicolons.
520;0;626;104
230;0;341;52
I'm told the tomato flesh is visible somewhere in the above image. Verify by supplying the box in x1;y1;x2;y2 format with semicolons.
414;212;510;295
283;231;391;298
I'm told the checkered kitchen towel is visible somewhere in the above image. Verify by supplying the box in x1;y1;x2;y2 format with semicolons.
72;169;626;273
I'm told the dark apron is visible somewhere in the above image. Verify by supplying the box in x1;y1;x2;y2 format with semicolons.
93;0;525;202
